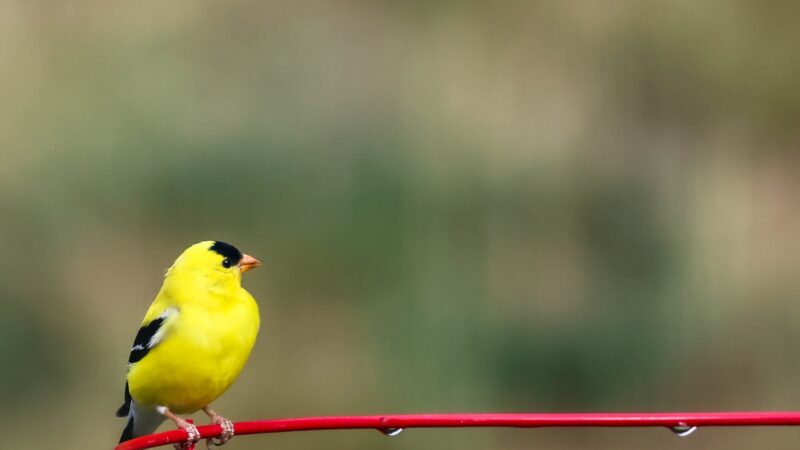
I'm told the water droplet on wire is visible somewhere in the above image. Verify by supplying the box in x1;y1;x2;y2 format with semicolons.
379;428;404;437
669;423;697;437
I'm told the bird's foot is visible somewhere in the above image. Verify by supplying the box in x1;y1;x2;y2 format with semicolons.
205;415;235;447
172;418;201;450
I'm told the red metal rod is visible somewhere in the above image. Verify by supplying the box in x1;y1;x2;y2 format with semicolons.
114;411;800;450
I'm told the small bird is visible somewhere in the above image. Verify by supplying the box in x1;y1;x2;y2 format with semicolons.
116;241;261;446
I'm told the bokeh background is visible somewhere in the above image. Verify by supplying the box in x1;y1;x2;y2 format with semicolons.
2;1;800;449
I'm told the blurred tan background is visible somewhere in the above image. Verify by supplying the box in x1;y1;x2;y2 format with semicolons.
2;1;800;449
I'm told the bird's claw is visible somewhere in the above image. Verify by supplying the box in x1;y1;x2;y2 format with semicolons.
173;420;201;450
206;416;235;447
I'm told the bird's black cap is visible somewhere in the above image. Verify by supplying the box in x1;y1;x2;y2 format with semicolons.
209;241;243;265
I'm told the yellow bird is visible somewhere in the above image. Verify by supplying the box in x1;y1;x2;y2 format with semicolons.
116;241;261;446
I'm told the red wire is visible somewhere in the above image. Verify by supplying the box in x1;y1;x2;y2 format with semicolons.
114;412;800;450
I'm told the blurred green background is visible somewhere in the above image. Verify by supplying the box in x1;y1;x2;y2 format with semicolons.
2;1;800;449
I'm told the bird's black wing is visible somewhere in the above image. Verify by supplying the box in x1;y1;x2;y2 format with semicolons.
115;309;174;417
116;382;133;417
127;315;168;365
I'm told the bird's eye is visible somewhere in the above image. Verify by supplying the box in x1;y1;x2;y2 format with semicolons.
222;258;232;268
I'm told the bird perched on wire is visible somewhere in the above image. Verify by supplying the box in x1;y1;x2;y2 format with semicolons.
116;241;262;447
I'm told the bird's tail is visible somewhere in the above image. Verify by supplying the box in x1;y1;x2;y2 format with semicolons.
119;401;166;443
119;416;136;443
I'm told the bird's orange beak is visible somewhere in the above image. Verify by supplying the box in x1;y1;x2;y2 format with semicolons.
239;254;262;273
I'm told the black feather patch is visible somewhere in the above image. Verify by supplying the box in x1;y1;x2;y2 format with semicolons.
117;315;168;419
120;416;135;443
117;311;172;421
209;241;243;265
127;316;166;364
116;382;132;417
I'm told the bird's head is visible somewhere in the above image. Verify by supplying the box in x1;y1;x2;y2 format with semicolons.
165;240;261;290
